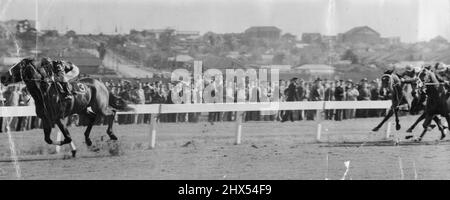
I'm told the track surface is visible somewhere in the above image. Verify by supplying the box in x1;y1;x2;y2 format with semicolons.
1;115;450;180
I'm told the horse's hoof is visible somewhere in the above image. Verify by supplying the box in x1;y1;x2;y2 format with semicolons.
430;124;437;130
440;135;446;140
109;135;118;141
71;150;77;158
396;124;401;131
372;127;380;132
406;128;413;133
85;139;92;146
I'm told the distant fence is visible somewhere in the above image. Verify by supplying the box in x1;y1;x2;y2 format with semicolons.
0;100;392;148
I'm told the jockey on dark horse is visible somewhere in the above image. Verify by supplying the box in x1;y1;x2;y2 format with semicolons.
398;65;418;98
40;57;80;102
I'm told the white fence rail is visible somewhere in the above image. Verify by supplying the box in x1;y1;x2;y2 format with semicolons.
0;100;392;148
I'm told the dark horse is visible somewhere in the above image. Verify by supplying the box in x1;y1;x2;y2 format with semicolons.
0;58;133;157
372;72;409;132
413;68;450;141
405;81;445;134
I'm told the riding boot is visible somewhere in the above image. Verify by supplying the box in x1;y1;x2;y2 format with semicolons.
61;82;72;101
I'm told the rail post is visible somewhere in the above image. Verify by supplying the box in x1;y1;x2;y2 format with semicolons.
385;121;392;139
316;101;326;142
235;111;243;145
149;114;157;149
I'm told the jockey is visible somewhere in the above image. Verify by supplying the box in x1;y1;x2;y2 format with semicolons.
53;60;79;101
40;57;79;101
434;62;450;94
398;65;418;97
435;62;450;81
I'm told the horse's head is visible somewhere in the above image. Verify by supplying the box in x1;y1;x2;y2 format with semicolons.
380;73;393;90
0;58;42;86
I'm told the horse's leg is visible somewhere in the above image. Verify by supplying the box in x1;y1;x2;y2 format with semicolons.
394;107;401;130
43;121;53;145
106;110;118;140
55;119;72;145
373;109;393;132
55;119;77;157
441;115;450;140
407;112;426;133
418;114;434;141
80;112;96;146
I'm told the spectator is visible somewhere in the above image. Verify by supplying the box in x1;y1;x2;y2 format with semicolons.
2;86;20;132
334;80;345;121
295;79;306;121
357;78;371;118
369;80;382;117
345;81;359;119
324;82;334;120
281;78;297;122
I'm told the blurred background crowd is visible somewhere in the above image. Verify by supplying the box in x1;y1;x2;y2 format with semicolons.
0;76;391;133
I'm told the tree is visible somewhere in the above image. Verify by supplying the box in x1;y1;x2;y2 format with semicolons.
272;52;285;64
65;30;77;38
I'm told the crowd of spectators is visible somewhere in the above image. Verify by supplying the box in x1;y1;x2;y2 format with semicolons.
0;76;391;133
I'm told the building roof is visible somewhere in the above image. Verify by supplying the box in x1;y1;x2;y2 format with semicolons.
344;26;380;36
245;26;281;33
302;33;322;36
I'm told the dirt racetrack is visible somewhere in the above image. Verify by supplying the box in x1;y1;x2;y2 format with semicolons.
1;115;450;180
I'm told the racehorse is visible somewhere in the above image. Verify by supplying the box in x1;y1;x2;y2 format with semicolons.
406;82;445;133
413;68;450;141
372;72;411;132
0;58;133;157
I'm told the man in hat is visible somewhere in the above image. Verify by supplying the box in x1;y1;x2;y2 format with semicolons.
281;78;298;122
324;81;334;120
398;64;418;97
295;78;306;120
334;80;345;121
357;78;371;118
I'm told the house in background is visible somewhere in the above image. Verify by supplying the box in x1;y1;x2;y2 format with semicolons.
302;33;322;44
244;26;281;40
341;26;381;44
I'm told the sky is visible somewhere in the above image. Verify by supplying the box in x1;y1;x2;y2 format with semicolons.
0;0;449;43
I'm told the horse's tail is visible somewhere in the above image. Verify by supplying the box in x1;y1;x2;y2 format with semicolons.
109;93;134;112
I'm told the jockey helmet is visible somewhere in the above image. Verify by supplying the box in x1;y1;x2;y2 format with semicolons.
435;62;446;72
405;65;413;71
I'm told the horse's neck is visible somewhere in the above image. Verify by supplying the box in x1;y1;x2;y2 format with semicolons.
24;82;47;115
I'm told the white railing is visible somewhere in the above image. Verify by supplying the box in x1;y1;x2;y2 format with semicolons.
0;100;392;148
